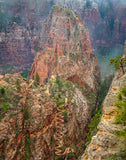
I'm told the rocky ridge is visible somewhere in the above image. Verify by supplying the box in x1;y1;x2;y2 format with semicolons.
54;0;126;49
81;42;126;160
0;71;97;159
28;6;100;91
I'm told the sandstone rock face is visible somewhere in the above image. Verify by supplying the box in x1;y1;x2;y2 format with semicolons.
0;74;57;159
0;72;97;159
54;0;126;49
28;6;100;91
81;73;126;160
0;25;37;69
0;0;53;73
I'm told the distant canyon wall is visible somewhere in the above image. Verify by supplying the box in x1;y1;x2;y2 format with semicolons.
0;0;126;73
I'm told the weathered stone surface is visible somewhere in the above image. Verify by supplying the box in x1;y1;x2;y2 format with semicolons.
0;71;97;159
81;73;126;160
0;74;57;159
28;6;100;92
54;0;126;49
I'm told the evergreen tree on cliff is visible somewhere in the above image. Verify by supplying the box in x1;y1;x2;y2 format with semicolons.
109;56;126;74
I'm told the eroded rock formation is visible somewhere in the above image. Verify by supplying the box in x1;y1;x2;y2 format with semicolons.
54;0;126;49
0;71;98;159
81;73;126;160
28;6;100;91
81;43;126;160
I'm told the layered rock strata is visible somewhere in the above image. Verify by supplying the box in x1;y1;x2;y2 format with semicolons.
81;42;126;160
28;6;100;91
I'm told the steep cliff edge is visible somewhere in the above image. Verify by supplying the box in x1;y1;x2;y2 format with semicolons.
81;43;126;160
0;6;100;159
28;6;100;91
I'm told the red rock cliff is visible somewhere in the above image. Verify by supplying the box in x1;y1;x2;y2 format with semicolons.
28;6;100;90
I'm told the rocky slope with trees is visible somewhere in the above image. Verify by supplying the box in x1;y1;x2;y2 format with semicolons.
81;41;126;160
0;5;101;160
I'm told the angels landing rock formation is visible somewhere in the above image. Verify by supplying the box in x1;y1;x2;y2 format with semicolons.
28;6;100;91
0;6;100;159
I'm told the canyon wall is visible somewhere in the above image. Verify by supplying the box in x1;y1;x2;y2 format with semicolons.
81;73;126;160
54;0;126;49
0;0;126;73
0;0;53;73
81;42;126;160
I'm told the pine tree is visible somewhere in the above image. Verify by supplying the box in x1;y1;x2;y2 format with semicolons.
33;73;40;86
35;72;40;85
109;56;126;74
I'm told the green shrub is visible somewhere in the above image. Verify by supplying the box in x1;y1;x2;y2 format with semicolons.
57;98;65;106
87;110;101;144
56;74;63;91
63;49;67;55
63;110;68;123
59;105;63;110
33;73;40;86
24;108;30;121
69;52;75;59
24;136;32;159
1;103;11;112
53;126;56;134
66;152;75;158
15;80;21;92
35;72;40;85
33;80;37;87
108;156;122;160
114;86;126;159
0;88;5;95
115;86;126;125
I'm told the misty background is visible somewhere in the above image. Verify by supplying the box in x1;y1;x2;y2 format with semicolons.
0;0;126;78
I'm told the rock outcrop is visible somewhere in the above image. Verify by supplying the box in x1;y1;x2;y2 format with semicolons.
81;43;126;160
0;74;57;159
0;71;98;159
28;6;100;91
54;0;126;49
0;4;100;160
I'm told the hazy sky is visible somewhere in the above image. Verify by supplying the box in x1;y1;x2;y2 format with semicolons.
1;0;126;5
